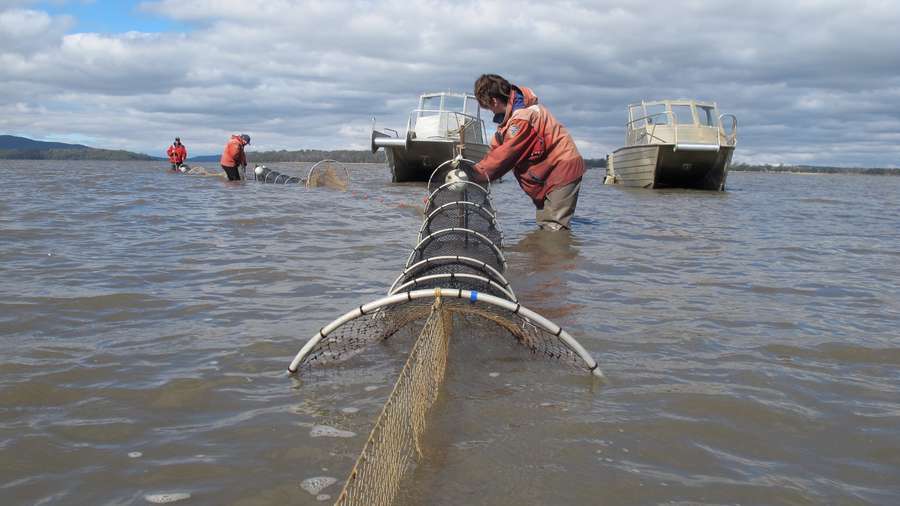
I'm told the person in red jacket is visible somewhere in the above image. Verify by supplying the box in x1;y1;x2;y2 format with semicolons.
220;134;250;181
166;137;187;170
470;74;585;230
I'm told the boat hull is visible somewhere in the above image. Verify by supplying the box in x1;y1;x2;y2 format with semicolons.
384;139;489;183
607;144;733;191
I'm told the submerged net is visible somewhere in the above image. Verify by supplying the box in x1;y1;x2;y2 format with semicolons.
288;156;602;506
245;159;351;189
334;297;451;506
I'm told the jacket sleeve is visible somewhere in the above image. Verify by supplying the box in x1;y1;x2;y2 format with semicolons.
473;119;538;182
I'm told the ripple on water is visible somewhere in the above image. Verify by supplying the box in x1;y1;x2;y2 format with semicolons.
144;492;191;503
310;425;356;438
300;476;338;495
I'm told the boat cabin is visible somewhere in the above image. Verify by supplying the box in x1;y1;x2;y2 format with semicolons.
408;92;487;144
625;99;737;152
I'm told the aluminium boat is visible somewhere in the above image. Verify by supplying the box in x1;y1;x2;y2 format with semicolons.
605;99;737;190
371;92;490;182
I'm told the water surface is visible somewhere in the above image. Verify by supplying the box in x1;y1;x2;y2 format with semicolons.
0;161;898;504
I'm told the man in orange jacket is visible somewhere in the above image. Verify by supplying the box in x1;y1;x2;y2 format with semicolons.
470;74;585;230
166;137;187;170
220;134;250;181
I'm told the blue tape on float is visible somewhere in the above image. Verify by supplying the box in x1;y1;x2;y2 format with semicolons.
469;291;478;303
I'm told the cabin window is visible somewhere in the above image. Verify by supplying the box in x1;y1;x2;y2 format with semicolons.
443;95;464;113
420;96;442;115
645;104;668;125
697;106;715;126
672;105;694;125
465;97;479;118
629;105;643;125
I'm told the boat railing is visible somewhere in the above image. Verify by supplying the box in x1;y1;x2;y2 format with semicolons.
408;110;486;145
719;113;738;146
626;111;674;146
627;109;737;152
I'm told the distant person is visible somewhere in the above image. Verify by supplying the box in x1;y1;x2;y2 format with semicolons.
468;74;585;230
220;134;250;181
166;137;187;170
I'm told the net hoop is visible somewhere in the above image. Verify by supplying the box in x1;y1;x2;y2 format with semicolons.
287;288;603;378
389;273;517;302
424;182;492;214
307;159;351;190
405;227;507;272
418;201;501;245
426;157;486;195
387;255;514;298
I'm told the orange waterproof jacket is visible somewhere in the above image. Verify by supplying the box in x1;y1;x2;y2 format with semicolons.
473;85;585;205
167;144;187;163
220;135;247;167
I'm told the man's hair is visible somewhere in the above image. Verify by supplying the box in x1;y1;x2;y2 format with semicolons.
474;74;511;108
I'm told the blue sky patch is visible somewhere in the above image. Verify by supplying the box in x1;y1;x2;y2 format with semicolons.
37;0;190;34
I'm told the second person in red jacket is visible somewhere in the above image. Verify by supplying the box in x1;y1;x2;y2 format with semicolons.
220;134;250;181
167;137;187;170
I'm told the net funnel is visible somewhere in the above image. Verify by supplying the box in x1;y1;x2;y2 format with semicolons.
425;182;493;215
405;228;507;274
388;256;514;299
418;201;502;246
307;159;351;191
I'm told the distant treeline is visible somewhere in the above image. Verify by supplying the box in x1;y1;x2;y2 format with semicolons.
584;158;607;169
0;148;154;161
248;149;386;163
731;163;899;176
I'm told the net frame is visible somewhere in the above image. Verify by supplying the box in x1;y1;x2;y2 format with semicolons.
389;273;517;302
418;201;502;246
426;157;485;195
287;288;603;378
388;256;514;299
424;182;493;215
405;228;507;273
307;159;351;190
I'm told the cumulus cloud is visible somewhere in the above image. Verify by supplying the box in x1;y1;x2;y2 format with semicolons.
0;0;898;166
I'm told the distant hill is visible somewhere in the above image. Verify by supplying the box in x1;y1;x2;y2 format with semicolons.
0;135;154;161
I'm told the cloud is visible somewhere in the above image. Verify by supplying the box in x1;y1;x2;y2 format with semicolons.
0;0;898;167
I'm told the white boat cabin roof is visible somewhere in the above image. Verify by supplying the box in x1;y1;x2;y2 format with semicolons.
417;92;482;120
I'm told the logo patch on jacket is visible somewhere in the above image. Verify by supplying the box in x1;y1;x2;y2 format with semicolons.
508;124;520;137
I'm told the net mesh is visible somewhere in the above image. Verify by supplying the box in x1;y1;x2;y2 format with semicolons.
389;257;514;298
307;159;351;191
334;298;451;506
419;201;502;246
425;183;493;214
406;229;505;273
293;297;592;374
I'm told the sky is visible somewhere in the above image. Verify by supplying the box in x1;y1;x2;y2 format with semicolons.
1;0;899;166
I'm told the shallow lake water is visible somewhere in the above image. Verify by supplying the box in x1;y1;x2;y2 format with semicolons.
0;161;898;504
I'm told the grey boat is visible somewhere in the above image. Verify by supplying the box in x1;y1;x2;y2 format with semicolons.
371;92;490;182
